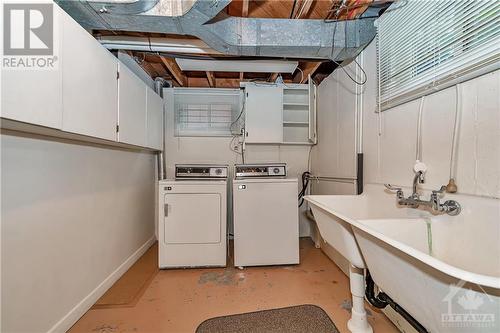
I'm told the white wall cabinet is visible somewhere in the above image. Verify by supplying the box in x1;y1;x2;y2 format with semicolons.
146;88;164;150
243;79;317;145
1;69;63;130
61;13;118;141
244;85;283;143
1;6;63;129
1;7;163;151
118;63;147;146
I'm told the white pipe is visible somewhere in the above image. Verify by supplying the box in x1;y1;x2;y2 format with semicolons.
449;83;462;179
347;265;373;333
416;95;425;162
98;36;220;54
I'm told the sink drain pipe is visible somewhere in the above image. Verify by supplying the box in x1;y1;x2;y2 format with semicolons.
365;271;429;333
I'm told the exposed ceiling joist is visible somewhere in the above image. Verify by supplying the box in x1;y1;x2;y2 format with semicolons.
242;0;249;17
269;73;279;82
206;71;215;87
295;0;314;19
160;57;186;86
293;62;322;83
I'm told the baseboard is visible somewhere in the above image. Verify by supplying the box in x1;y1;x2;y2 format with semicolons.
47;236;156;333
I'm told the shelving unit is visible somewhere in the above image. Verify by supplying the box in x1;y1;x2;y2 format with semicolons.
282;87;312;144
241;78;316;145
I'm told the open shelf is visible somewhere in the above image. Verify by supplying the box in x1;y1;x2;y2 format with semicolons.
283;121;308;126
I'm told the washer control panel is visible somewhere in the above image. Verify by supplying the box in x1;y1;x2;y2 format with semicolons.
175;164;228;179
235;163;287;179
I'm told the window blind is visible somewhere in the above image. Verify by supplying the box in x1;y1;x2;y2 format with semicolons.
377;0;500;110
174;88;241;137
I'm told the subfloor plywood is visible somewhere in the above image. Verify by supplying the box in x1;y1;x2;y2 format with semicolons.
69;238;398;333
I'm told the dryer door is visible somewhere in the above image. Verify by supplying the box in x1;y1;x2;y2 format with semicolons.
164;193;221;244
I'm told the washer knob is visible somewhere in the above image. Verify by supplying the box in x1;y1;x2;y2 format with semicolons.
273;168;280;174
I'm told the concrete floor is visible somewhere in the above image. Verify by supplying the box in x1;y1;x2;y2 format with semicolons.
69;238;399;333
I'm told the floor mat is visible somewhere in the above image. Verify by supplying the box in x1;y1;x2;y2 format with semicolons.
196;304;339;333
92;242;158;308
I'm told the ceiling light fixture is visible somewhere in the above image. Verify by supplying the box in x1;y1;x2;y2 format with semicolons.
175;58;298;73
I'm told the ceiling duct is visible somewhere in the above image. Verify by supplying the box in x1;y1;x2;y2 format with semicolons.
55;0;391;62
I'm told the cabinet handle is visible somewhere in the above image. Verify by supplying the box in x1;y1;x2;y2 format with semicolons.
164;203;168;217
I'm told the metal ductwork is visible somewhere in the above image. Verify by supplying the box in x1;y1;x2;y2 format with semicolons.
55;0;391;62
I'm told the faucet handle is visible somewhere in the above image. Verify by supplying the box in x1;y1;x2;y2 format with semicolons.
432;185;447;195
384;184;402;191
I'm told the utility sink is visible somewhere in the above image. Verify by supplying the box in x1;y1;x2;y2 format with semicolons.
305;184;500;333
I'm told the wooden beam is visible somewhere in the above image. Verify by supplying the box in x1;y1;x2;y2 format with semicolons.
206;71;215;87
242;0;249;17
159;56;187;86
269;73;279;82
293;62;321;83
295;0;314;18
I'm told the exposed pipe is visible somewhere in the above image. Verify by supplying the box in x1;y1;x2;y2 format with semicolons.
154;77;168;180
446;83;462;193
98;36;219;55
365;271;429;333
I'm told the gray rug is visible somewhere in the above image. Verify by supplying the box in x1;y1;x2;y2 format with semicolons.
196;304;339;333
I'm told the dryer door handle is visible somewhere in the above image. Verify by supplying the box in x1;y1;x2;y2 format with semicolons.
164;203;169;217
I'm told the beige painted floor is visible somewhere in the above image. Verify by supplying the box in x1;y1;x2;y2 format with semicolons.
69;239;399;333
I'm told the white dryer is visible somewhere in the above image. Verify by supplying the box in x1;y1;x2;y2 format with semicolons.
233;163;299;267
159;164;228;268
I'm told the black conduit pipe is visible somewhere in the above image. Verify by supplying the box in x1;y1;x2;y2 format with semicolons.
365;271;429;333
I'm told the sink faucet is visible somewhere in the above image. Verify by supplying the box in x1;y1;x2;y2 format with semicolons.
385;179;461;216
411;171;425;199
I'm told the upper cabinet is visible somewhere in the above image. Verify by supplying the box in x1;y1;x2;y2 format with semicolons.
1;6;63;129
1;6;163;151
243;79;317;145
118;63;147;146
146;88;164;150
61;13;118;141
244;85;283;143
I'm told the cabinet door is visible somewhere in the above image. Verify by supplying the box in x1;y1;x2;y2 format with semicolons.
118;63;147;146
61;13;118;141
244;85;283;143
0;5;63;129
146;88;163;150
308;76;317;144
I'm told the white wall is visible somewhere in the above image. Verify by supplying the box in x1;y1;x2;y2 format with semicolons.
313;40;500;199
1;131;156;332
163;89;313;236
361;43;500;198
310;56;361;195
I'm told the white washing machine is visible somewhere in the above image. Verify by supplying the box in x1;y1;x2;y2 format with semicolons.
158;164;228;268
233;163;299;267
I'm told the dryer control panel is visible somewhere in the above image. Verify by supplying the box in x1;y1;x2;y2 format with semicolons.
235;163;287;179
175;164;228;179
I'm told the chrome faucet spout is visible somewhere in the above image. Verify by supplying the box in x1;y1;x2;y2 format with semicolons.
412;171;424;198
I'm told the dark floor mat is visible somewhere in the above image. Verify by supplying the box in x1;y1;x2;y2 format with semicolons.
195;304;339;333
